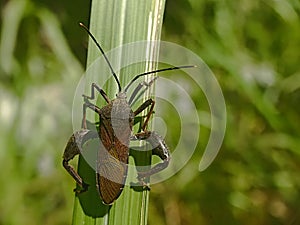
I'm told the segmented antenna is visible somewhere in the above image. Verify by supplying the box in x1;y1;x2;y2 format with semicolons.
124;65;196;93
79;23;122;92
80;23;196;94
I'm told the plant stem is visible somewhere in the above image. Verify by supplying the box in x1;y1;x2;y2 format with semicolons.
71;0;166;224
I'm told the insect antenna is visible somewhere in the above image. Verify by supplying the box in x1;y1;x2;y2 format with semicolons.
79;23;122;92
124;65;196;93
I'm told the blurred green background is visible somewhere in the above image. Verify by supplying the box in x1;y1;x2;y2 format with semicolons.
0;0;300;224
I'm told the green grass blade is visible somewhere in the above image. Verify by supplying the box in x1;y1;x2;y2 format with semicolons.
71;0;166;224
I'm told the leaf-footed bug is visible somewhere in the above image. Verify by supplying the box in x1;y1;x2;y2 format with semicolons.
62;23;195;205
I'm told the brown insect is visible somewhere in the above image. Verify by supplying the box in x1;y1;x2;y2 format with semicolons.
62;23;195;205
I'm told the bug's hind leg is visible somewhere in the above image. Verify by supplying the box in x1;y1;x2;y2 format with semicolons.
63;129;98;194
131;131;170;188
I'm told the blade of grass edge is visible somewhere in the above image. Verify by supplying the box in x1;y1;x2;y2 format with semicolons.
71;0;166;225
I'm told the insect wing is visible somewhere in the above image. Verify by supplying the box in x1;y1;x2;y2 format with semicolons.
96;145;128;205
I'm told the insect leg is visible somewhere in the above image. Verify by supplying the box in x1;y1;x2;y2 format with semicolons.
82;83;111;104
82;100;102;129
63;130;98;193
128;76;158;105
81;83;111;129
131;131;170;182
133;99;155;131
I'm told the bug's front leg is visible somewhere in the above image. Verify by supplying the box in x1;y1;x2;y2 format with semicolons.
131;131;171;186
81;83;110;129
63;129;98;194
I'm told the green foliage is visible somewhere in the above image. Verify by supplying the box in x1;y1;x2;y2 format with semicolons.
159;1;300;225
0;0;84;224
0;0;299;225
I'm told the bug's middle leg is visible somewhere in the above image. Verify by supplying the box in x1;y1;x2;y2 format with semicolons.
82;100;102;129
133;99;155;131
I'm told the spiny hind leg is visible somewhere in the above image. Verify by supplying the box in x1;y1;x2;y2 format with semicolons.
63;129;98;194
130;131;170;188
